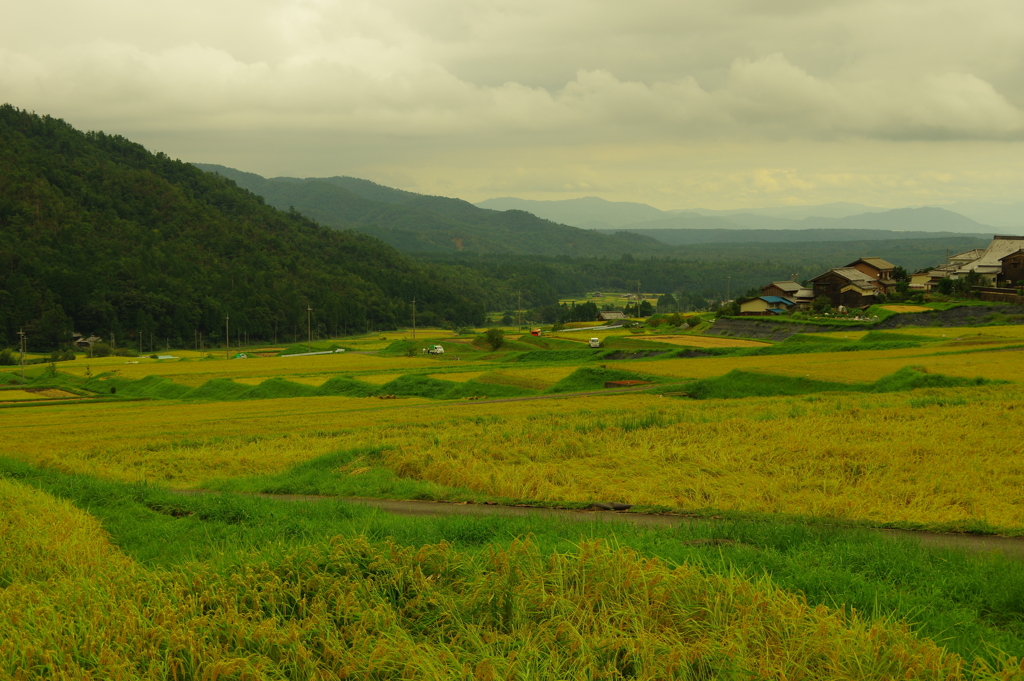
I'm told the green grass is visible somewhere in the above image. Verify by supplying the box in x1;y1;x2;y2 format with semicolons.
185;378;253;401
869;366;1002;392
681;366;1005;401
501;348;602;363
314;375;378;397
860;330;939;343
378;373;457;398
82;374;192;399
515;335;588;350
277;341;343;355
546;366;661;393
685;370;853;399
3;456;1024;667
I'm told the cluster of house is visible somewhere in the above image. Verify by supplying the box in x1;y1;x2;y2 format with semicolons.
739;235;1024;316
909;235;1024;290
739;257;896;315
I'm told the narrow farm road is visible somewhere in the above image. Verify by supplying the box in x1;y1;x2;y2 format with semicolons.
169;490;1024;560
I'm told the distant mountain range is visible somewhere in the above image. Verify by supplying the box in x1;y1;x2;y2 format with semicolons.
195;165;672;258
476;196;1023;233
193;164;992;269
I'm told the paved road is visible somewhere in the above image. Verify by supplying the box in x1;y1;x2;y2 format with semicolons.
170;490;1024;559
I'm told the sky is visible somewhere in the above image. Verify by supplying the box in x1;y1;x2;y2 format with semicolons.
2;0;1024;209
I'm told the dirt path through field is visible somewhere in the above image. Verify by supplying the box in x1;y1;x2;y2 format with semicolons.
170;490;1024;559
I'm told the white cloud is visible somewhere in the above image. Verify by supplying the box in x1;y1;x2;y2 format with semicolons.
1;0;1024;205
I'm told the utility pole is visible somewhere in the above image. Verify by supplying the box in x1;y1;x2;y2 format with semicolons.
225;314;230;359
517;290;522;331
17;328;25;383
307;305;312;353
637;280;642;317
727;276;732;302
412;297;416;340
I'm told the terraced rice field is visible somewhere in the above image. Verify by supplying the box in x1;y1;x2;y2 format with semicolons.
643;335;770;347
7;319;1024;677
880;305;933;312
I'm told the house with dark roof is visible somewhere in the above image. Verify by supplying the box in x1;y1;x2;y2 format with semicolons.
845;257;895;281
811;267;881;308
761;281;814;308
999;249;1024;285
597;311;628;323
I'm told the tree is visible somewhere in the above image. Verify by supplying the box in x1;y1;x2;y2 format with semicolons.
891;266;910;282
656;293;677;312
811;296;832;314
484;327;505;350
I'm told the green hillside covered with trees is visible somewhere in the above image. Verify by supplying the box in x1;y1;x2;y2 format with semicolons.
0;106;515;350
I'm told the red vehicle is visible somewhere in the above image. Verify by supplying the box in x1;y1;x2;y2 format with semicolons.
531;328;541;336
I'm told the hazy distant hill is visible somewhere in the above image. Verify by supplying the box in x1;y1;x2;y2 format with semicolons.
621;207;991;234
476;196;999;234
687;202;889;220
945;201;1024;230
475;196;666;229
599;227;983;245
195;165;671;257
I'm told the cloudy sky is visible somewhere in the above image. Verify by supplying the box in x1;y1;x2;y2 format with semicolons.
3;0;1024;208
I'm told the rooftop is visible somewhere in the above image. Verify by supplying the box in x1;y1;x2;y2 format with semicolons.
958;236;1024;274
846;257;895;271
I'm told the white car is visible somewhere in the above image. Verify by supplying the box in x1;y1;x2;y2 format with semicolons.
589;338;601;348
427;344;445;355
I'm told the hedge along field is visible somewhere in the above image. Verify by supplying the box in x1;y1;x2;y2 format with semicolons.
5;376;1024;532
3;476;1021;680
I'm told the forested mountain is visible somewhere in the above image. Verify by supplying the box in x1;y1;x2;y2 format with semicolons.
194;164;670;257
0;106;521;350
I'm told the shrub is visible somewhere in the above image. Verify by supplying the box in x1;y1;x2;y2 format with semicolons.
0;348;16;365
484;328;505;350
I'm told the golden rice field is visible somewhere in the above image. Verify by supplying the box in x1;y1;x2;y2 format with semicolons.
6;477;1005;680
3;375;1024;531
879;305;933;313
639;346;949;383
55;352;434;385
4;325;1024;532
643;335;770;348
0;389;78;401
427;371;486;382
